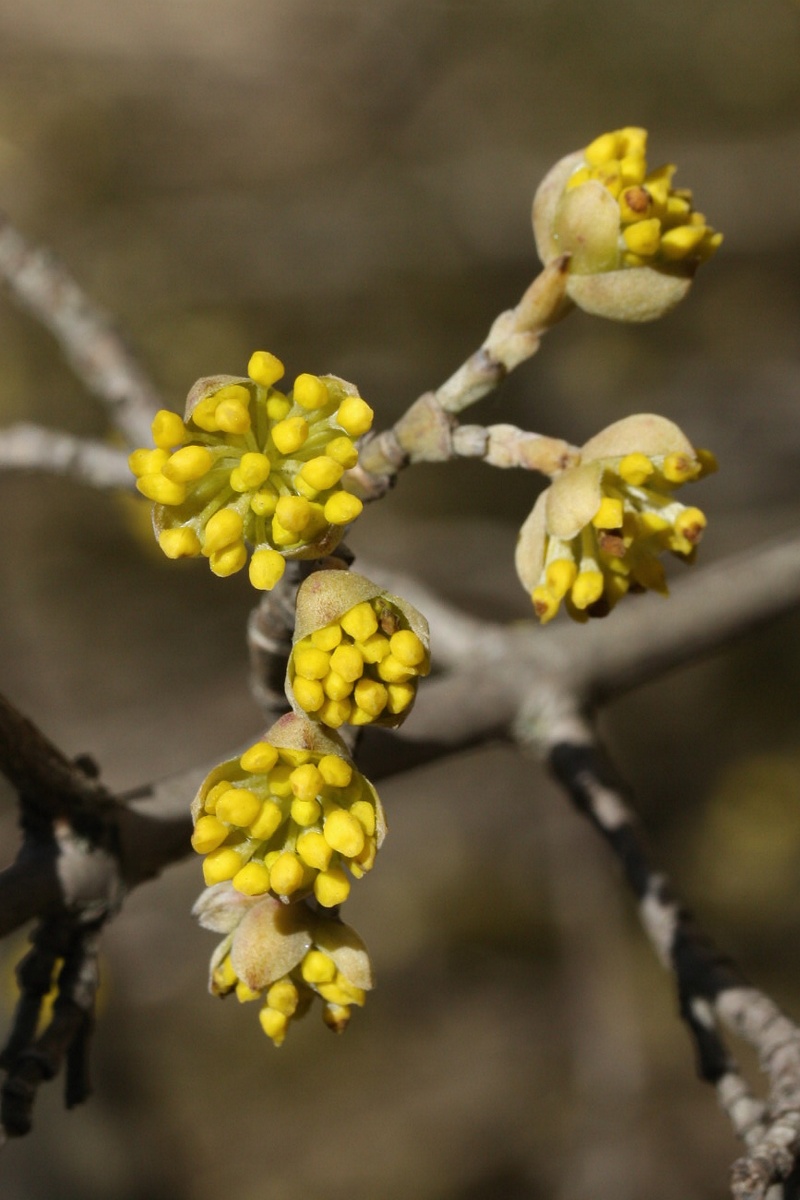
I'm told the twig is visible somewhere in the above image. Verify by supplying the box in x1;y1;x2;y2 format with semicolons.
0;211;161;446
0;423;133;489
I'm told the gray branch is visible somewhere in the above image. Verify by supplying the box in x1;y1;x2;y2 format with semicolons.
0;423;134;489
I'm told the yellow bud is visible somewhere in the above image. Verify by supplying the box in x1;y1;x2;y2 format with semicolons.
662;453;700;483
571;570;604;610
231;452;271;491
259;1005;288;1045
296;830;333;871
592;497;623;530
340;602;378;642
271;416;309;455
203;779;232;813
293;645;331;680
162;445;213;483
317;755;353;788
301;950;337;984
216;787;262;827
622;218;661;257
584;130;621;165
249;547;286;591
386;681;415;714
268;764;293;797
128;447;168;477
248;350;285;387
324;491;363;526
545;559;577;600
310;624;342;651
324;809;365;858
233;861;272;896
209;543;247;577
329;643;365;683
336;396;374;437
618;185;652;224
136;474;187;505
250;488;278;517
215;398;251;434
266;979;299;1016
190;395;221;432
389;629;425;667
293;373;330;410
292;676;325;713
673;506;706;543
269;851;305;896
202;847;243;885
316;980;365;1007
350;800;376;836
266;395;291;421
618;453;654;486
203;508;244;555
377;654;414;684
638;511;671;536
239;742;279;773
212;955;238;992
300;456;345;491
290;764;324;801
191;814;229;854
325;437;359;469
353;678;388;718
358;632;391;664
151;410;188;450
158;527;202;559
322;1003;352;1033
323;671;354;702
317;697;352;728
275;495;312;534
291;796;321;826
314;867;351;907
660;224;708;260
235;981;261;1003
249;801;284;841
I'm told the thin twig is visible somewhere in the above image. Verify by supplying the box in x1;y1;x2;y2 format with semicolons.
0;423;133;489
0;211;161;446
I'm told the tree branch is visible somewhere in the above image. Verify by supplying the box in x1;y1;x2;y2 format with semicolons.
0;423;133;489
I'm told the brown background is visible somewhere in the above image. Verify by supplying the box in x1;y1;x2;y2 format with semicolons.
1;1;799;1197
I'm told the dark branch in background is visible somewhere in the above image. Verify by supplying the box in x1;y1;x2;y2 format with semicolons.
517;712;800;1200
0;693;193;1136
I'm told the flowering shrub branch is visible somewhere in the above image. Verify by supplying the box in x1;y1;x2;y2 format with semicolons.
0;127;796;1198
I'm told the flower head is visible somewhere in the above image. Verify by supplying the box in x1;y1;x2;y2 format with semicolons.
515;414;716;624
194;887;373;1045
191;713;386;908
287;570;430;730
533;127;722;321
129;351;373;589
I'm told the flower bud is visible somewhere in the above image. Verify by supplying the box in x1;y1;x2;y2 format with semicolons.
516;414;714;624
287;570;430;729
130;354;373;586
190;713;386;903
533;127;722;321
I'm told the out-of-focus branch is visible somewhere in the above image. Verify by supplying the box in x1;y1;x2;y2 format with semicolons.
0;423;133;489
0;211;161;446
514;706;800;1200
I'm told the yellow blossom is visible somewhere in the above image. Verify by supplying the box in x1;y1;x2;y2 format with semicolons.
532;127;722;321
128;354;373;587
516;414;716;624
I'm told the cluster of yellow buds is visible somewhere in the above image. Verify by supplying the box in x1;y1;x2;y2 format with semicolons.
533;127;722;321
194;887;373;1045
128;351;373;588
192;714;385;909
287;569;430;729
516;414;716;623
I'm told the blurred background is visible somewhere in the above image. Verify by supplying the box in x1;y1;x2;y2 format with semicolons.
0;1;799;1196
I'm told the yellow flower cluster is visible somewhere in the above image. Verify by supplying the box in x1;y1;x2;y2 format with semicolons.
192;729;385;909
128;351;372;589
516;414;715;624
565;127;722;271
290;597;430;728
196;888;373;1045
